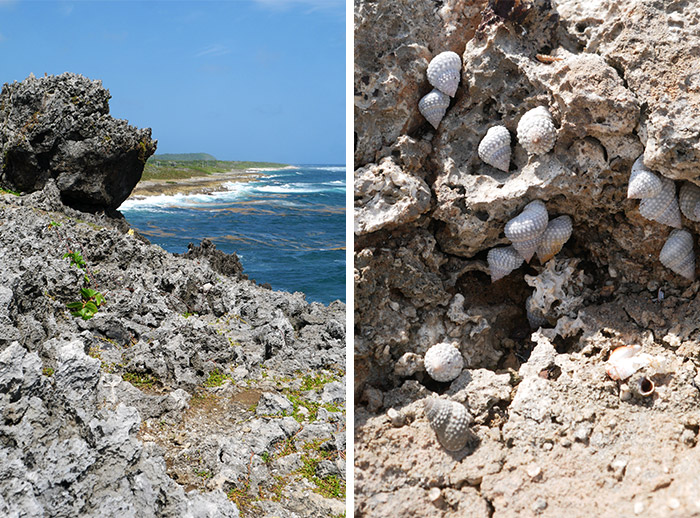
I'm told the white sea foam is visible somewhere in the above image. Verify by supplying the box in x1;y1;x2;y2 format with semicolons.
119;183;253;211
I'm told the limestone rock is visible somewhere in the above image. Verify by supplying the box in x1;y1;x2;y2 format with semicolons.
0;73;156;210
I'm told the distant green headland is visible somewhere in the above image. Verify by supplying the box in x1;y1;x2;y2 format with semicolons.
141;153;289;182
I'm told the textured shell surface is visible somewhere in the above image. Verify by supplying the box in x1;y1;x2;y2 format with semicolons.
516;106;557;155
536;215;573;263
526;295;548;329
504;200;549;262
418;89;450;129
426;51;461;97
487;245;524;282
627;156;662;199
679;182;700;222
659;229;695;280
638;176;682;228
478;125;511;172
424;398;472;451
424;342;464;382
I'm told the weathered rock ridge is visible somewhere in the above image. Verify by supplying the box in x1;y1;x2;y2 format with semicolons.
355;0;700;516
0;75;345;516
0;73;156;210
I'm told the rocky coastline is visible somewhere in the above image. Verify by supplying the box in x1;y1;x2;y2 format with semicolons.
0;73;345;517
354;1;700;516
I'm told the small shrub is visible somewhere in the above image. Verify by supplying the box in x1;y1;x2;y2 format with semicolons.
66;287;104;320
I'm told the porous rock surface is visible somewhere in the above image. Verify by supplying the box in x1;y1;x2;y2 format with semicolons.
355;0;700;516
0;73;156;210
0;181;345;516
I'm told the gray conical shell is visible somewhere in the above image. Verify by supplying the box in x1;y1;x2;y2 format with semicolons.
627;156;662;199
638;176;682;228
516;107;557;155
418;89;450;129
487;245;524;282
478;125;511;172
426;51;461;97
659;229;695;280
536;215;573;263
679;182;700;222
504;200;549;262
424;398;473;451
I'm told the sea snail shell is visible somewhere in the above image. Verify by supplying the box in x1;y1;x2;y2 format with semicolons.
478;125;511;172
605;345;649;381
487;245;524;282
424;342;464;382
536;215;573;263
424;398;474;451
679;182;700;222
638;176;682;228
659;228;695;280
504;200;549;262
627;156;662;199
525;295;548;329
516;106;557;155
426;51;461;97
419;89;450;129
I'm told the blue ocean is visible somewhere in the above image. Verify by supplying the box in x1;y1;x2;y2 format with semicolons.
118;165;345;305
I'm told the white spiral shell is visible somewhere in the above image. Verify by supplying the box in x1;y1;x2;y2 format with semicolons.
679;182;700;222
426;51;461;97
418;88;450;129
504;200;549;262
423;398;473;451
605;345;650;381
659;229;695;280
478;125;511;172
424;342;464;382
516;106;557;155
536;215;573;263
627;156;662;199
638;176;682;228
487;245;524;282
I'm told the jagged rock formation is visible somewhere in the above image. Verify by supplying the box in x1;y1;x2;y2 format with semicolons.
0;76;345;516
0;73;156;210
355;0;700;516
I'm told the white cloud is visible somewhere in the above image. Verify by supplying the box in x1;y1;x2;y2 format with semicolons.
195;44;232;58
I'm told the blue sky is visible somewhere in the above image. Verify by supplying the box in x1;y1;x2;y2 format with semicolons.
0;0;345;165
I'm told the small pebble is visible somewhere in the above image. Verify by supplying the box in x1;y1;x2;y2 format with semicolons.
573;423;593;443
532;498;548;513
634;501;645;515
386;408;405;427
428;487;442;503
526;464;542;480
542;442;554;451
668;498;681;510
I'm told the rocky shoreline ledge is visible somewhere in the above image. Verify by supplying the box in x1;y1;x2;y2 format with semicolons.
0;73;345;517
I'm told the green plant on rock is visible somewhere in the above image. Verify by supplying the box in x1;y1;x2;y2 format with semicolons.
66;287;104;320
63;250;86;270
122;371;157;389
204;368;232;388
42;367;54;377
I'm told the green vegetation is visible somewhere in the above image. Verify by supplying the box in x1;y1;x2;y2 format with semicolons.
122;372;157;389
42;367;55;377
203;368;232;388
67;287;104;320
141;154;288;182
0;186;20;196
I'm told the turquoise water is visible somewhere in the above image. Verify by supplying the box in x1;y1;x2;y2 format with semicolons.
118;165;345;305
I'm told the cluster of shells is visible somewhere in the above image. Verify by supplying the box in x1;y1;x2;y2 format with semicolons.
605;345;670;400
487;200;573;282
418;51;461;129
627;156;697;280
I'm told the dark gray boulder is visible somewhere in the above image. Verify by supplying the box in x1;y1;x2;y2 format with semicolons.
0;72;156;210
